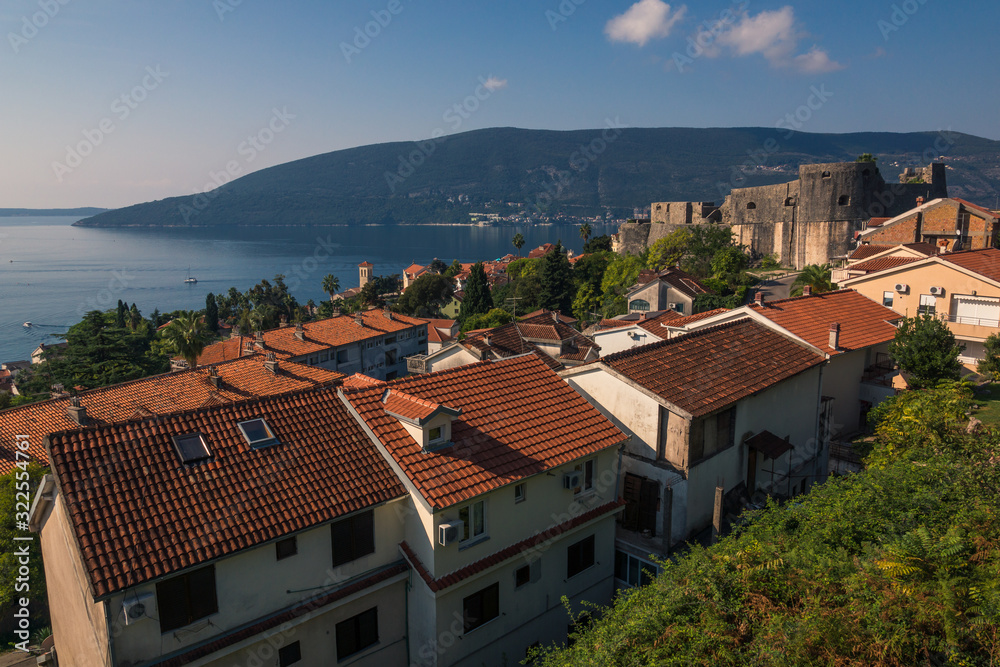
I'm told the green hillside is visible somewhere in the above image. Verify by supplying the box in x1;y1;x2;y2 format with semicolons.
0;207;107;217
74;127;1000;227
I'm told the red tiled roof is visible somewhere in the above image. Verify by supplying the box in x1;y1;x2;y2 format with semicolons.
341;373;383;389
381;389;459;424
601;319;825;418
462;324;563;370
521;309;577;325
196;311;426;365
657;308;730;329
866;217;892;228
750;290;901;356
0;356;343;475
954;198;999;218
940;247;1000;283
358;261;374;267
635;310;683;334
847;256;921;274
528;243;557;259
849;244;893;260
46;387;407;598
399;500;624;592
342;355;626;509
596;319;632;330
158;563;407;667
902;243;939;256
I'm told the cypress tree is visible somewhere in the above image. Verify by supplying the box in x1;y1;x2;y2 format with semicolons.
538;241;574;314
115;300;127;328
459;262;493;321
205;293;219;333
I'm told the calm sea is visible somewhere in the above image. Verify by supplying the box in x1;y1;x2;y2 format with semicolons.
0;217;616;363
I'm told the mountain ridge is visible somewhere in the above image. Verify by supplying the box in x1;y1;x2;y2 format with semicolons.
74;127;1000;228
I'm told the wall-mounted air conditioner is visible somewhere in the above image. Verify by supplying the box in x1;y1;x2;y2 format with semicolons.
438;520;464;546
562;470;582;490
929;286;944;296
122;592;154;625
894;283;909;293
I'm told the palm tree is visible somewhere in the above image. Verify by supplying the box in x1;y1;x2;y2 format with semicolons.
512;232;525;257
162;311;211;370
321;274;340;302
791;264;836;296
579;223;592;244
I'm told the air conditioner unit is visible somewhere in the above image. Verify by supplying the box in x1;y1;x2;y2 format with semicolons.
122;592;154;625
894;283;909;293
562;470;582;490
668;302;678;310
929;286;944;296
438;520;464;546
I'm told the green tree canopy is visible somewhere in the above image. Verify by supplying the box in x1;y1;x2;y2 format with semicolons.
579;223;592;243
977;333;1000;380
711;245;751;285
583;234;613;253
538;241;574;314
600;254;645;318
512;232;526;256
204;294;219;333
679;225;735;278
444;259;463;278
460;307;514;334
791;264;836;296
889;314;964;389
394;273;455;317
459;262;493;322
162;310;213;370
321;274;340;301
857;153;877;163
0;464;48;637
646;228;692;271
427;258;448;274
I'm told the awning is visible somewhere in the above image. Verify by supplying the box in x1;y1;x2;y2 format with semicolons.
746;430;793;460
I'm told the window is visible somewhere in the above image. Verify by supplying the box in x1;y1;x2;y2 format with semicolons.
385;349;398;366
822;170;831;178
573;460;595;495
335;607;379;660
308;355;319;365
237;418;278;448
428;425;444;443
279;641;301;666
336;349;349;363
319;352;329;362
156;566;218;632
838;195;850;206
746;202;756;210
172;433;211;465
918;294;936;316
385;336;396;345
515;564;530;588
620;473;658;535
629;299;650;312
275;536;297;560
614;550;658;587
458;500;486;542
418;327;427;338
463;583;499;633
671;302;685;314
567;535;595;578
514;483;526;504
331;510;375;566
882;291;894;308
784;197;796;206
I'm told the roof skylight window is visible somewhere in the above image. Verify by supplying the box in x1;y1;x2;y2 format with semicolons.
238;418;279;448
172;433;211;464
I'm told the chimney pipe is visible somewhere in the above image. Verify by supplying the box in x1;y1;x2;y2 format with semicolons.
803;285;812;296
551;311;559;323
355;313;364;327
264;351;279;373
294;322;305;341
639;312;647;321
484;334;492;347
280;315;289;328
829;322;841;351
67;395;87;426
755;291;766;307
384;307;393;321
208;366;222;388
916;196;925;206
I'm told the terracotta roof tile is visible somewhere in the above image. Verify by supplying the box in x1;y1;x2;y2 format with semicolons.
953;198;999;218
341;373;383;389
601;319;825;417
0;356;342;475
750;290;901;356
847;256;921;273
46;387;407;598
849;244;893;260
635;310;683;334
196;311;426;365
657;308;730;329
866;217;892;228
399;500;624;592
342;355;625;509
521;309;577;325
940;248;1000;283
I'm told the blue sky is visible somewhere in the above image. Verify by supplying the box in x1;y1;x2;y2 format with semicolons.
2;0;998;208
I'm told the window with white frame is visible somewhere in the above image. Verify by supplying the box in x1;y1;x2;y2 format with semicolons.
458;500;486;542
614;550;659;587
573;459;595;495
882;291;894;308
918;294;936;316
514;483;526;503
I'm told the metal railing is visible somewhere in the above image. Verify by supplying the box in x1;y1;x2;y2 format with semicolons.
940;314;1000;328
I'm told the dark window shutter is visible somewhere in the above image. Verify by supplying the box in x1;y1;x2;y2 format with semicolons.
621;473;642;531
355;510;375;558
331;519;354;566
358;607;379;648
187;566;218;621
156;576;188;632
638;479;659;536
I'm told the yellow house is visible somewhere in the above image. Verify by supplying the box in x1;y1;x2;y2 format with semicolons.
841;248;1000;364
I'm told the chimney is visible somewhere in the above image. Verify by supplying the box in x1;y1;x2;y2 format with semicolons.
384;307;393;321
828;322;841;351
803;285;812;296
242;340;255;357
254;330;263;343
755;291;766;307
67;395;87;426
639;312;647;321
208;365;222;388
551;311;559;323
916;196;925;206
280;315;289;328
294;322;305;341
332;305;341;316
355;313;364;327
484;334;492;347
264;351;279;373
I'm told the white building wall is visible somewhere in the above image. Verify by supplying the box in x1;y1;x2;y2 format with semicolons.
591;326;662;356
562;368;662;458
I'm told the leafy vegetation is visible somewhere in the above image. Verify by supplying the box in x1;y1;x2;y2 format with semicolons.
459;262;493;322
890;315;964;389
791;264;836;296
394;273;455;318
976;333;1000;380
534;382;1000;667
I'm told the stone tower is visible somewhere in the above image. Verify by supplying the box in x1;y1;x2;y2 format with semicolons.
358;261;373;287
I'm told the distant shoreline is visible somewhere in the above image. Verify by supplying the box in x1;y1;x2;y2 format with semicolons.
0;208;108;217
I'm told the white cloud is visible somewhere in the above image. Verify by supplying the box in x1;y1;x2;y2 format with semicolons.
482;76;508;92
605;0;687;47
793;46;845;73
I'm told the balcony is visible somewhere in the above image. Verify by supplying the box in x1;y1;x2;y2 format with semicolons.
938;313;1000;343
406;355;428;374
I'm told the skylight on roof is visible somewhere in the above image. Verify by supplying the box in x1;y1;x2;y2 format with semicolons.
172;433;211;464
238;418;279;448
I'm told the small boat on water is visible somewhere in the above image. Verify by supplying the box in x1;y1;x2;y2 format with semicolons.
23;322;32;327
184;267;197;284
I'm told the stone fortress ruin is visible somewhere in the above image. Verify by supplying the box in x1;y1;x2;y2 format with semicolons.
615;162;948;268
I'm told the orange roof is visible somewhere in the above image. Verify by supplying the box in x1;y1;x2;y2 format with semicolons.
849;244;893;260
940;247;1000;283
342;355;625;509
658;308;730;328
0;356;343;475
866;217;892;228
46;387;406;598
596;319;633;330
848;256;921;274
381;389;460;424
635;310;683;334
462;325;563;370
601;319;825;417
341;373;383;389
953;198;999;218
521;309;577;325
358;261;374;267
197;311;426;365
750;290;901;356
